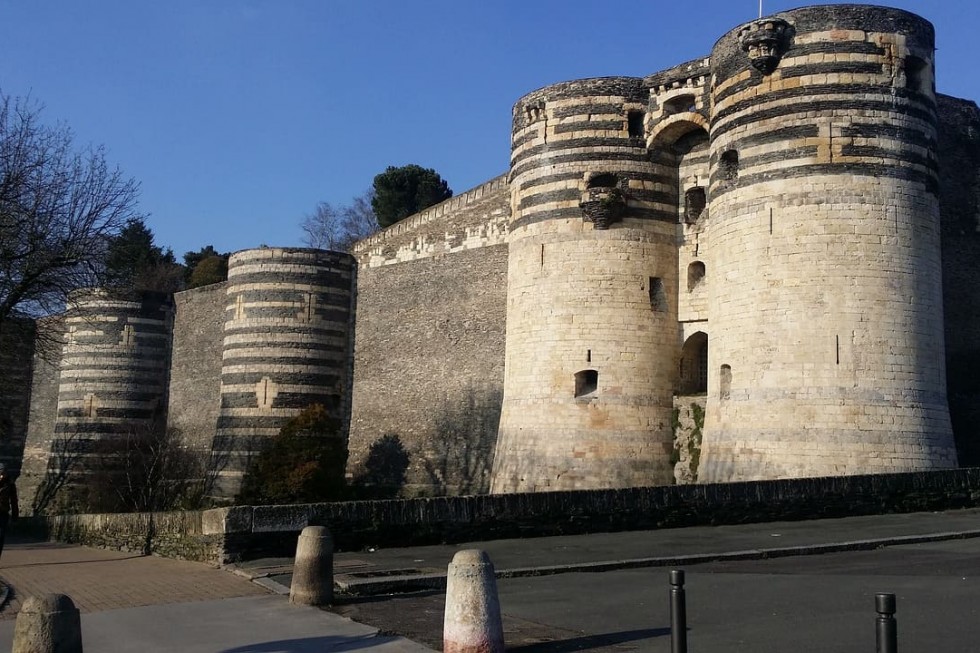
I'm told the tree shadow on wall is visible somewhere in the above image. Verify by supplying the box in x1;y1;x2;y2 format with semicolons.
351;433;410;499
31;432;87;515
422;385;501;496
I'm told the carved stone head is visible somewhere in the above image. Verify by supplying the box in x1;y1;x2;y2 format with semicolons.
739;18;791;75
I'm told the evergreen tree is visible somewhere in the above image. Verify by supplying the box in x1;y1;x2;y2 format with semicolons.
104;218;182;292
371;164;452;228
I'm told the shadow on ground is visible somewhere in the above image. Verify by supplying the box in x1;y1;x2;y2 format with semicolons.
220;633;392;653
507;628;671;653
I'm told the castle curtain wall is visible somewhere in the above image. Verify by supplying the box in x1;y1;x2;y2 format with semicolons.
937;95;980;467
0;319;39;489
7;7;980;510
347;177;509;497
166;282;227;451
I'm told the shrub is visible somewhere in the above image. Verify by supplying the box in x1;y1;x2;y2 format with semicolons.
236;404;347;505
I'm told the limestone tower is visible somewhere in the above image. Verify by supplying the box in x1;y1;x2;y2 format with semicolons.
698;5;958;480
211;247;355;498
491;78;679;492
48;290;173;501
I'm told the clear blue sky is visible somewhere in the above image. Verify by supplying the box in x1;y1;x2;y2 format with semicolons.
1;1;977;257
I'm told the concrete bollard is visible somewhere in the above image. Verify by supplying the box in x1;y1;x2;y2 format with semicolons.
12;593;83;653
443;549;504;653
289;525;333;606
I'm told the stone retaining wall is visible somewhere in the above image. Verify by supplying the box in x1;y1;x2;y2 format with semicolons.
24;468;980;565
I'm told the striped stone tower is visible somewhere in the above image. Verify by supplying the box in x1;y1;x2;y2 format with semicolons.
491;77;678;492
211;247;355;498
698;5;958;481
50;290;173;498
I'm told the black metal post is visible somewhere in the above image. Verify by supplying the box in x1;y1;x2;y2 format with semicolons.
669;569;687;653
875;593;897;653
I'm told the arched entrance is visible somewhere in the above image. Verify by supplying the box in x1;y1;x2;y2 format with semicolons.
679;331;708;395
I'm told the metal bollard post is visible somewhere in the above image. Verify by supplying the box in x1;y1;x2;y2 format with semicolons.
875;593;897;653
669;569;688;653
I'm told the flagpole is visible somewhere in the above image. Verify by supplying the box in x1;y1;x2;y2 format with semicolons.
759;0;763;18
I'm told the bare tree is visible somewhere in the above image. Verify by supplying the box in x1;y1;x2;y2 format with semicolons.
423;385;500;495
301;189;379;252
83;423;208;514
0;93;141;352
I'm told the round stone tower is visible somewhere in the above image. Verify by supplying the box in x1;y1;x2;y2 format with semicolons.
212;247;355;498
491;77;679;493
51;290;173;495
699;5;958;481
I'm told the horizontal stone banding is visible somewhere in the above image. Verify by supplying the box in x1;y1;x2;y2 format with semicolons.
713;95;935;140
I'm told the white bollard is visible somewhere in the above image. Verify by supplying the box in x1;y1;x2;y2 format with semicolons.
13;593;83;653
289;525;334;606
443;549;504;653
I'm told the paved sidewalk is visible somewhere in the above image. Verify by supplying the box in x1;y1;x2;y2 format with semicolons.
0;538;268;617
1;508;978;652
0;537;435;653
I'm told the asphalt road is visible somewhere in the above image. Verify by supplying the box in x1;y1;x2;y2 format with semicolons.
332;538;980;652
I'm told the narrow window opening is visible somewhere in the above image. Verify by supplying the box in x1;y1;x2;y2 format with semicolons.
687;261;706;291
684;187;706;223
904;56;930;94
627;111;644;138
836;334;840;365
586;349;592;363
720;364;732;400
720;150;739;182
574;369;598;397
588;173;618;189
649;277;667;312
664;94;696;116
540;243;545;266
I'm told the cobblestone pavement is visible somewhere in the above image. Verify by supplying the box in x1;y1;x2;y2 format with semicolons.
0;537;268;619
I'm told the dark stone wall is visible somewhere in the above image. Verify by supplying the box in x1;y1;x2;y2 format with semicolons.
348;182;510;498
20;316;64;515
0;319;37;481
348;245;508;497
24;510;222;562
167;282;227;450
937;95;980;466
183;468;980;563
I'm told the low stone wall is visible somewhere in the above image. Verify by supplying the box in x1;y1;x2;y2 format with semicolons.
21;510;224;564
25;468;980;565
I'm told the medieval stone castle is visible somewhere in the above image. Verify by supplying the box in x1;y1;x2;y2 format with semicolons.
3;5;980;509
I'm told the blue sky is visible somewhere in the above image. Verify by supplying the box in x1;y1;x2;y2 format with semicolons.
1;1;977;257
